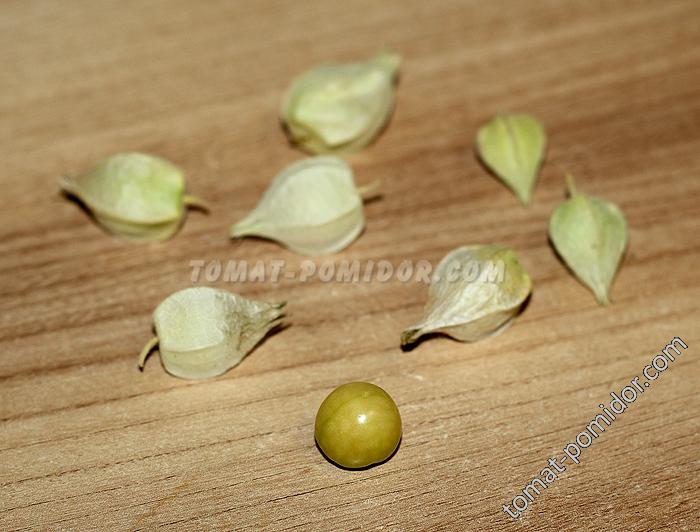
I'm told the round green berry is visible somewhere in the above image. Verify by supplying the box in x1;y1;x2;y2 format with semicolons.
315;382;402;469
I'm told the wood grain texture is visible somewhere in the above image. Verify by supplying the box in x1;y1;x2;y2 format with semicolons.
1;0;699;530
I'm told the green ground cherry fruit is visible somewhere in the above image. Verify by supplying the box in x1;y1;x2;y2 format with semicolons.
315;382;402;469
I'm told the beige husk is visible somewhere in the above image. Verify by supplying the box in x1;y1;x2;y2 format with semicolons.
476;114;546;206
230;156;379;255
60;152;208;241
281;52;401;154
138;287;285;379
401;245;532;346
549;175;628;305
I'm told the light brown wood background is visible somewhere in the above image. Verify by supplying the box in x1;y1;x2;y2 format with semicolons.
1;0;699;530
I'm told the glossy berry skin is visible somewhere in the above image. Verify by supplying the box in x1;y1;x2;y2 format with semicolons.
315;382;402;469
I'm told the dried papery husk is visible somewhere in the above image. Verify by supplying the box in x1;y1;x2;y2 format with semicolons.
60;152;208;241
549;175;628;305
230;156;379;255
281;52;401;154
476;114;546;206
138;287;285;379
401;245;532;347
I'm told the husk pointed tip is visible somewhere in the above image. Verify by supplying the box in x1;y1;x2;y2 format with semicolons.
594;288;611;306
183;195;211;212
564;174;577;197
229;225;241;238
516;188;532;206
373;52;402;76
357;178;381;199
230;219;260;238
138;336;159;370
59;175;77;195
400;327;423;347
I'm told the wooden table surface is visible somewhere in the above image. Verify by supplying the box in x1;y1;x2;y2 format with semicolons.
2;1;699;530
